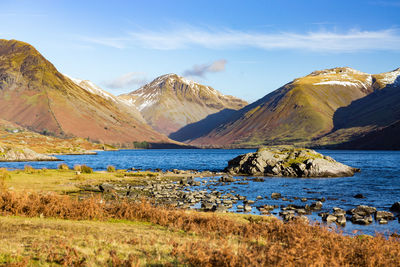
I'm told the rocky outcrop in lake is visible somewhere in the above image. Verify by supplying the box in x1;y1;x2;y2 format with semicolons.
225;146;359;177
0;144;58;161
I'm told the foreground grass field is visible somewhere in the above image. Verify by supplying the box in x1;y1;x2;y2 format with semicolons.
1;168;400;266
1;189;400;266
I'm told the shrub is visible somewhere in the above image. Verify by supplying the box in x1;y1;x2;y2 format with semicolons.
107;165;116;172
80;165;93;174
58;163;69;170
73;165;82;172
24;165;35;174
0;168;10;191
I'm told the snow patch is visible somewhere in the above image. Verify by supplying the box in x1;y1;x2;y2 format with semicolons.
379;69;400;86
314;81;360;87
63;74;135;107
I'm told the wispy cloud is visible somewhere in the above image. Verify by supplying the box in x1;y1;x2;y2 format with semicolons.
83;26;400;53
183;59;227;77
104;72;148;89
81;37;129;49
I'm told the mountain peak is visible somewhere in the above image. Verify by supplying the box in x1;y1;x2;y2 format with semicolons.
120;73;248;135
373;67;400;87
308;67;367;77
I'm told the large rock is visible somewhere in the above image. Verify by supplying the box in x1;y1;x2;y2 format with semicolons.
225;146;359;177
0;144;58;162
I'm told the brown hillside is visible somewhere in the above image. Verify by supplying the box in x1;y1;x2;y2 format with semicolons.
0;39;170;146
191;67;374;147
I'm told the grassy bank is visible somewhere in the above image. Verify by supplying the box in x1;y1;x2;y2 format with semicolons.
1;167;173;194
0;189;400;266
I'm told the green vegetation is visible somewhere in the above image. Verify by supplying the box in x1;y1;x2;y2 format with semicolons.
58;163;69;170
107;165;116;172
133;141;150;149
80;165;93;174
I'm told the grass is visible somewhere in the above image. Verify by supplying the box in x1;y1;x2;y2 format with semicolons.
2;168;162;193
0;190;400;266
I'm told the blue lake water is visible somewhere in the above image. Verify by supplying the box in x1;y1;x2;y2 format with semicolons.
1;149;399;235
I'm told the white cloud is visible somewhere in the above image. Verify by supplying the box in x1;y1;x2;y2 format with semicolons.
183;59;227;77
104;72;148;89
83;26;400;53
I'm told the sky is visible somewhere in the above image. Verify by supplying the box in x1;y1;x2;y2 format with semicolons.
0;0;399;102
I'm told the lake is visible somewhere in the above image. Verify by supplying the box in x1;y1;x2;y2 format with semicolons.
1;149;399;235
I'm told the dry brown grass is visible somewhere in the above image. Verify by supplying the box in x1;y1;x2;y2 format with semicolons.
0;190;400;266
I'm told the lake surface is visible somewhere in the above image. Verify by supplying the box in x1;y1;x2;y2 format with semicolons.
1;149;399;235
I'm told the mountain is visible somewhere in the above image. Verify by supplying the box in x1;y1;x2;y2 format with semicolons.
119;74;248;136
0;39;169;146
191;68;400;146
314;68;400;146
63;74;146;124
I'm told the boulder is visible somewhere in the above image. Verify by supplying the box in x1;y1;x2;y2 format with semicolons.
390;202;400;213
375;211;395;221
224;146;359;177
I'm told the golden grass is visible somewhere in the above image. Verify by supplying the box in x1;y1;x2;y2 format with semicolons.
0;190;400;266
2;168;162;193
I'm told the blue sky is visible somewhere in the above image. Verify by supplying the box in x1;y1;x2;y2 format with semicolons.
1;0;400;102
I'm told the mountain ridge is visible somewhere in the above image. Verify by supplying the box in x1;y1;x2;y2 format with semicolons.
188;66;400;147
0;39;171;146
120;73;248;135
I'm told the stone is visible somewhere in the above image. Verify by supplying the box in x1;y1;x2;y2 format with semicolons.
379;219;388;224
323;214;337;223
310;201;323;210
271;193;281;199
354;193;365;199
348;205;377;216
351;214;373;225
244;205;252;212
390;202;400;213
336;216;346;226
375;211;395;221
301;198;307;202
219;176;236;183
224;146;359;177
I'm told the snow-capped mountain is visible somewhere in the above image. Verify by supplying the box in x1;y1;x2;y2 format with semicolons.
189;66;400;147
120;74;248;136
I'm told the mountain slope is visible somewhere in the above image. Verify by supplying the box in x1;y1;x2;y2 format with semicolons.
63;74;146;124
0;39;169;145
119;74;248;136
190;67;376;147
314;68;400;146
333;120;400;150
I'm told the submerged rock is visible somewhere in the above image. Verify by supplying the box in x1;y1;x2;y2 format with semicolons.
224;146;359;177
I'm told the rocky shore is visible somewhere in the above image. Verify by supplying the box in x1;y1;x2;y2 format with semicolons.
225;146;360;177
0;144;59;162
76;168;399;228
